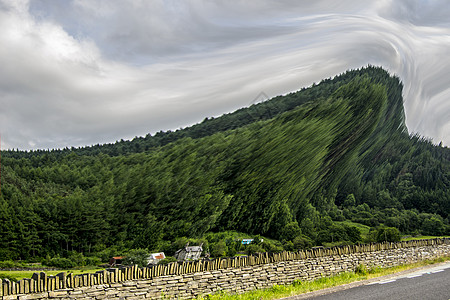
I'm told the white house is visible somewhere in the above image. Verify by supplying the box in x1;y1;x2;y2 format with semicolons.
147;252;166;265
174;243;203;261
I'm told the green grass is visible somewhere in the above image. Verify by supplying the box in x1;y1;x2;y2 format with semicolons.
401;235;450;241
198;256;450;300
0;267;104;282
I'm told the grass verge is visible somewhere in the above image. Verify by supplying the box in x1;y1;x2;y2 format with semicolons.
401;235;450;241
0;267;103;282
199;256;450;300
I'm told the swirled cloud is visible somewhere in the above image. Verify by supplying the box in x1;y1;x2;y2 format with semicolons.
0;0;449;149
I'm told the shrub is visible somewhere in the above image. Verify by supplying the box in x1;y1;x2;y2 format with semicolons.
97;246;124;263
293;235;312;250
246;243;264;255
342;225;362;243
283;240;295;252
376;227;400;242
45;257;77;269
261;240;283;253
355;264;368;275
421;216;445;236
0;273;18;282
0;260;24;269
225;246;237;257
158;257;177;265
84;256;101;266
122;249;149;267
279;222;302;241
210;240;227;258
292;279;302;286
67;251;85;266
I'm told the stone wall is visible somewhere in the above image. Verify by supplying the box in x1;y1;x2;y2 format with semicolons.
1;239;449;299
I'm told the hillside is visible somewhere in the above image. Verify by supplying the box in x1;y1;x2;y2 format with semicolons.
0;66;449;261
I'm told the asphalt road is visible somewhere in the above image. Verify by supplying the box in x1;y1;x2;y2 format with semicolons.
285;261;450;300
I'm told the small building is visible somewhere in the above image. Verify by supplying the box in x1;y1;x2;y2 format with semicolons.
147;252;166;265
109;256;125;267
241;238;263;245
241;239;254;245
174;243;203;261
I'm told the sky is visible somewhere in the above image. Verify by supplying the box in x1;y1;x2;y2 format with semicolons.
0;0;449;150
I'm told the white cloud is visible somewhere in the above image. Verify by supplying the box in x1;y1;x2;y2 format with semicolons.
0;0;449;149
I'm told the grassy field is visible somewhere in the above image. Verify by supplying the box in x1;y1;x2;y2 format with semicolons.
0;267;104;282
333;221;449;244
401;235;450;241
198;256;450;300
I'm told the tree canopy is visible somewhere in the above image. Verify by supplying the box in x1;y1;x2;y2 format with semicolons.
1;66;448;261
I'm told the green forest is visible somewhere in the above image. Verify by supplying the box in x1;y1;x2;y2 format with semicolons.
0;66;449;264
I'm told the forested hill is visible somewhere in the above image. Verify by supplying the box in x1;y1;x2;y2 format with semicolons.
0;66;449;261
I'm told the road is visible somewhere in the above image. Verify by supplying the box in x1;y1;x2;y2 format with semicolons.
286;261;450;300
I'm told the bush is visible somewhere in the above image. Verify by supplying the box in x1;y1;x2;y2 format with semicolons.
376;227;400;242
122;249;149;267
210;240;228;258
283;241;295;252
44;252;100;268
246;243;264;255
345;225;362;243
225;247;237;257
0;260;25;269
293;235;312;250
421;216;445;236
261;240;283;253
158;257;177;265
84;256;101;266
96;246;125;263
0;273;18;282
67;252;84;266
279;221;302;241
355;264;368;275
292;279;302;286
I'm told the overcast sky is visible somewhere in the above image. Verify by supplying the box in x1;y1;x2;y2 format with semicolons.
1;0;449;150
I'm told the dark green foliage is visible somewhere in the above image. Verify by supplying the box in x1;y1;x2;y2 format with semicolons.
0;273;19;282
279;222;302;241
421;216;445;236
210;240;228;258
260;240;284;253
45;257;77;269
0;260;29;269
375;227;401;242
158;257;177;265
43;252;101;268
355;264;368;275
0;66;448;260
292;236;313;250
246;243;265;255
122;249;149;267
84;256;101;267
316;224;362;245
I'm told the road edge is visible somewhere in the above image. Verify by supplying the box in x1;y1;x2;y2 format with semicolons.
279;260;450;299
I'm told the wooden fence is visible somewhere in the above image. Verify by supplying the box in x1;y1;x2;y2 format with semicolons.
1;238;449;297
